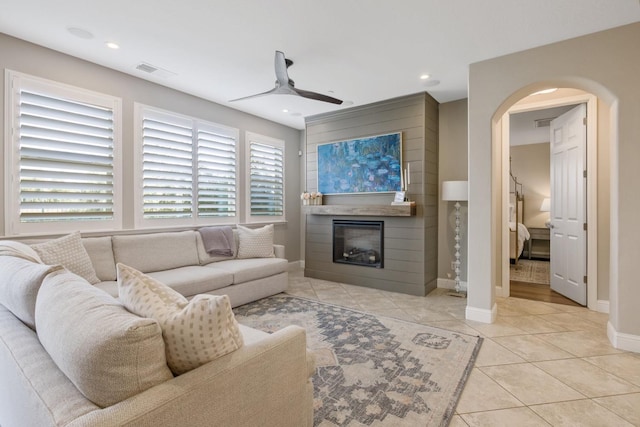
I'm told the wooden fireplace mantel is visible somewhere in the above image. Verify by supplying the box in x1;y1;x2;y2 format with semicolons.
303;204;416;217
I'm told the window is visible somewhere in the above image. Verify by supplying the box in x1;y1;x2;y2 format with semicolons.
246;132;285;222
4;71;122;235
135;105;238;227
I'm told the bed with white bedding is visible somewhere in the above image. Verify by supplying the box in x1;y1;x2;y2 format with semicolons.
509;169;529;263
510;220;530;261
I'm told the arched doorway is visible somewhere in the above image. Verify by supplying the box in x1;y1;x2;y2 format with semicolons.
496;88;603;311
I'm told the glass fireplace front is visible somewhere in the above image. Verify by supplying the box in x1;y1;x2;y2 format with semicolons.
332;220;383;268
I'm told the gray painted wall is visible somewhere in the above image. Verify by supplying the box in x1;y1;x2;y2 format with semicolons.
468;22;639;339
303;93;438;296
438;99;468;283
0;33;304;261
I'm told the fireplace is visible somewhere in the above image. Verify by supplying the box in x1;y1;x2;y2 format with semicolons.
333;220;384;268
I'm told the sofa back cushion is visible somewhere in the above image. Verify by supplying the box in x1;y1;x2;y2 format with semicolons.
35;270;173;407
82;236;116;281
0;256;63;329
112;231;199;273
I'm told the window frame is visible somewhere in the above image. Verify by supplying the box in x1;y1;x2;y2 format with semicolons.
134;103;239;228
4;70;122;236
244;131;286;223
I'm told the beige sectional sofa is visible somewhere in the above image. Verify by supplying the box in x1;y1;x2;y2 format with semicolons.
84;229;289;307
0;229;315;427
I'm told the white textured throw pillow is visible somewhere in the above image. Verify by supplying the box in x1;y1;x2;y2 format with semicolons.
117;263;244;375
236;224;275;259
32;231;100;284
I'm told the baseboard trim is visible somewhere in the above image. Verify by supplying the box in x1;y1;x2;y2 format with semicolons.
466;303;497;324
607;322;640;353
288;260;304;271
437;278;467;291
596;299;610;314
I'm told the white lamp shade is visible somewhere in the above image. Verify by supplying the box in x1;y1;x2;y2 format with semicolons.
540;197;551;212
442;181;468;201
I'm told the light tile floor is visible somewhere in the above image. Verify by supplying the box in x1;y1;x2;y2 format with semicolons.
287;270;640;426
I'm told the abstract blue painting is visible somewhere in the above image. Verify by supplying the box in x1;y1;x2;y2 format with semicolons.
317;132;402;194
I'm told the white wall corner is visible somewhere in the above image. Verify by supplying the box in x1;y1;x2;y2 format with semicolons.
607;322;640;353
596;299;610;314
466;302;497;324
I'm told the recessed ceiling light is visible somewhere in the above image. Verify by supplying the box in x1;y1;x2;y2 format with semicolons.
105;42;120;49
420;74;431;80
282;109;289;113
530;88;558;96
67;27;94;39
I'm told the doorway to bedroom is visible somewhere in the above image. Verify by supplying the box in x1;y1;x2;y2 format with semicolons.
502;89;598;307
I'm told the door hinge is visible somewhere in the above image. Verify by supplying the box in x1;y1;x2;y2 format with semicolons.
584;275;588;284
584;223;587;231
583;170;587;178
583;117;587;125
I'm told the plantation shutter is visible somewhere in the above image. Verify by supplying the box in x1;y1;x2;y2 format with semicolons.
197;124;237;217
17;90;115;223
141;114;194;219
248;139;284;217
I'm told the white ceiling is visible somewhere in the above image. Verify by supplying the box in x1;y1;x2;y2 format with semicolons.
1;1;639;129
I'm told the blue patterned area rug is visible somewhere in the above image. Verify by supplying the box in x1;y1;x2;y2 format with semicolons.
234;295;482;427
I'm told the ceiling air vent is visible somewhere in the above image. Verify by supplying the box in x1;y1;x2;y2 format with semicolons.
135;62;176;79
534;117;554;128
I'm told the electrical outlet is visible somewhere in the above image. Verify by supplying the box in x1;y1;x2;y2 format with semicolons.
451;261;456;270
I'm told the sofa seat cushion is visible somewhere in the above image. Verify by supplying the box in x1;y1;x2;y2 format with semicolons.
94;280;118;298
117;263;244;375
35;270;174;408
207;257;288;284
112;231;199;273
146;266;233;297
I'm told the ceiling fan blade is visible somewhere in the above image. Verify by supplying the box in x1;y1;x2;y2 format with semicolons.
229;87;278;102
292;87;343;105
274;51;290;86
231;50;342;105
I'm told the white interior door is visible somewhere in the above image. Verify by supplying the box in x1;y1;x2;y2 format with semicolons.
550;104;587;305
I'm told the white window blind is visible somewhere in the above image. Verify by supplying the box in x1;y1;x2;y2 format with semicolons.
197;124;237;217
246;132;285;220
136;105;238;226
5;71;122;235
141;113;193;219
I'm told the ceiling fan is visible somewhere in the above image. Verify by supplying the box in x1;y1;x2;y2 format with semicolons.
230;51;343;105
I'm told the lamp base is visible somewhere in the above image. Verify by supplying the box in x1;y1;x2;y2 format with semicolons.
447;290;467;298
